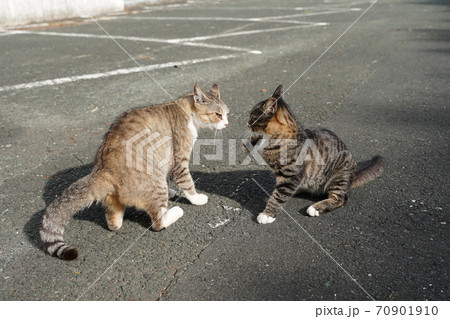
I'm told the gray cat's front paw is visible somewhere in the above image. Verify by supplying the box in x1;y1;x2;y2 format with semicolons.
168;188;177;199
161;206;184;228
186;193;208;205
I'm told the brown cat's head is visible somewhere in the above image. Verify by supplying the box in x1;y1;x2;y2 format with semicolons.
192;84;229;130
248;84;298;136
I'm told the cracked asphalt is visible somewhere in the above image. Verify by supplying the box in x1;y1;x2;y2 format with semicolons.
0;0;448;301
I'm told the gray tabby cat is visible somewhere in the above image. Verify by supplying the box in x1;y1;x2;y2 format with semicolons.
244;85;385;223
40;84;229;260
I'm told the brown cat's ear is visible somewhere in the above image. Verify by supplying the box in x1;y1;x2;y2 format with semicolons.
209;84;220;99
193;84;208;103
263;97;278;114
272;84;284;100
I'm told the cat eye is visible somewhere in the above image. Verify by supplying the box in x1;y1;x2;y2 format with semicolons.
215;112;223;119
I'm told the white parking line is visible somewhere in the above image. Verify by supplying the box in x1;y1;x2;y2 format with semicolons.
121;16;317;25
0;3;358;93
9;22;328;53
168;24;328;43
138;3;365;12
121;8;359;24
9;30;262;54
256;8;362;21
0;54;237;93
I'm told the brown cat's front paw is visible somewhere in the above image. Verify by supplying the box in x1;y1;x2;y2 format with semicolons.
257;212;276;224
307;205;320;217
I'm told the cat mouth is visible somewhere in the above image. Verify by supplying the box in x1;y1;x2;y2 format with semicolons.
212;125;226;131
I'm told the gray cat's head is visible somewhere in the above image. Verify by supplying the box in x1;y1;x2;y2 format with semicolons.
192;84;229;130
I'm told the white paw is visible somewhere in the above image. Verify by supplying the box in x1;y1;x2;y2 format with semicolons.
257;213;275;224
307;205;320;217
186;193;208;206
161;206;184;228
168;188;177;199
107;219;123;231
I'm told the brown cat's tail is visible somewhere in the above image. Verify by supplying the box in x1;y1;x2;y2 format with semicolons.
40;173;109;260
351;155;386;189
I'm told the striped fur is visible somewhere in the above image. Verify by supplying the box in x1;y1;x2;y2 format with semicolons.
40;84;229;260
245;85;385;222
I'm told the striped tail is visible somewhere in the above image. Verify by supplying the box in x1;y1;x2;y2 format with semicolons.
40;173;107;260
351;155;386;189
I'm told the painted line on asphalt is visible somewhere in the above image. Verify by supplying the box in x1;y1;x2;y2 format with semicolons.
0;54;237;93
7;22;330;53
120;16;318;25
255;8;362;21
168;24;328;43
120;8;359;25
137;4;363;12
8;30;262;55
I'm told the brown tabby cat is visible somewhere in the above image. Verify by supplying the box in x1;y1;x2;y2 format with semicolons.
40;84;229;260
244;85;385;224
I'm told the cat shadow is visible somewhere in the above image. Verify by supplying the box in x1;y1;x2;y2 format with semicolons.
24;163;330;251
191;169;323;221
23;163;153;252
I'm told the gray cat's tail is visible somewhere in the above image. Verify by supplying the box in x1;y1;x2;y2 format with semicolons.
40;173;109;260
351;155;386;189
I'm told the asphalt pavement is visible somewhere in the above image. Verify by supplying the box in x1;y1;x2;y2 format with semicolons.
0;0;448;301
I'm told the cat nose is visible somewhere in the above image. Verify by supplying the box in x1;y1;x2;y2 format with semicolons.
247;120;252;127
224;123;228;127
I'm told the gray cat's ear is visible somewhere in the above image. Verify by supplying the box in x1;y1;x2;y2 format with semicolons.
272;84;284;100
209;84;220;99
193;84;207;103
263;97;278;114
